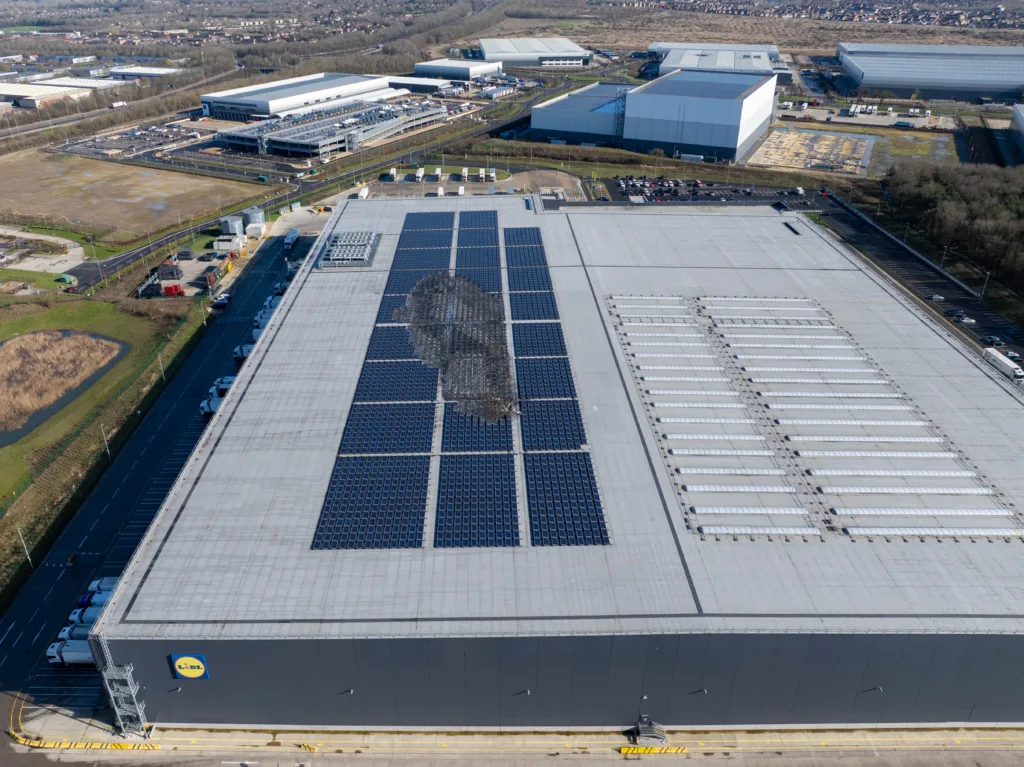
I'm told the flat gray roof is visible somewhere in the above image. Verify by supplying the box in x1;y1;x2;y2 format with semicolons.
838;42;1024;57
536;83;623;113
205;73;376;104
96;200;1024;642
479;37;588;57
635;69;773;100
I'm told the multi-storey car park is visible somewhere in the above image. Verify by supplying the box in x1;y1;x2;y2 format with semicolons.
216;100;449;158
836;43;1024;101
91;198;1024;733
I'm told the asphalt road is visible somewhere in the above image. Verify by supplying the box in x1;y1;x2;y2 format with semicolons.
0;234;295;736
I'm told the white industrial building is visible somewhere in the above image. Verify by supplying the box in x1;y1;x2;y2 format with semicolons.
0;82;91;108
1012;104;1024;157
36;77;123;90
109;65;183;80
531;69;777;161
414;58;502;80
202;72;450;120
478;37;591;67
649;42;791;84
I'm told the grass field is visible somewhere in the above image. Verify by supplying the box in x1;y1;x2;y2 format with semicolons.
0;149;259;244
0;268;70;292
0;301;160;504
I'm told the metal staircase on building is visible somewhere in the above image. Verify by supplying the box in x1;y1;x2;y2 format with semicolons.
94;634;148;737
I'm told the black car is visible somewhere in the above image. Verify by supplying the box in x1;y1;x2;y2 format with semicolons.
980;335;1005;347
198;252;215;262
944;308;965;317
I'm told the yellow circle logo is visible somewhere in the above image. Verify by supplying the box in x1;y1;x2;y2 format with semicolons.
174;656;207;679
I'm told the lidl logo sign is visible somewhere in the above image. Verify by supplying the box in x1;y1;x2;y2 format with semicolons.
170;654;209;680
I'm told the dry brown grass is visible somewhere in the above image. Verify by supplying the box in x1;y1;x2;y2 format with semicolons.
478;11;1024;52
0;330;120;431
0;303;46;323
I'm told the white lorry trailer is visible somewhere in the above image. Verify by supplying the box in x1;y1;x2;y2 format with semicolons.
984;347;1024;383
283;228;300;250
58;624;92;641
68;606;103;625
47;640;94;665
87;576;119;593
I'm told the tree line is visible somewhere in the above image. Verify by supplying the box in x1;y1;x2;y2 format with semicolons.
884;160;1024;289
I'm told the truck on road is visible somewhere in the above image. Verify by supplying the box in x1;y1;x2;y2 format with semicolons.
283;228;300;250
47;640;94;666
984;347;1024;383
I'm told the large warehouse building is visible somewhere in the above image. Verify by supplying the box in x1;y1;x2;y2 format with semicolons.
836;42;1024;101
648;42;791;84
0;82;91;108
91;198;1024;731
1012;103;1024;157
201;72;451;121
414;58;502;80
478;37;590;67
531;69;777;161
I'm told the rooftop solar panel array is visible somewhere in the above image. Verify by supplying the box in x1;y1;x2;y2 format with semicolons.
455;247;500;269
437;212;521;548
505;227;608;546
315;215;607;551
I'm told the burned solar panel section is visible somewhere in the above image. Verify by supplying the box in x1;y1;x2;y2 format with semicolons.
442;403;514;452
506;227;608;546
435;211;521;548
435;454;519;547
312;455;430;549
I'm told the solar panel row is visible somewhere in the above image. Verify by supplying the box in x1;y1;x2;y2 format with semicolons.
458;210;498;229
455;247;500;269
506;236;609;546
391;248;451;271
403;211;455;230
398;229;454;250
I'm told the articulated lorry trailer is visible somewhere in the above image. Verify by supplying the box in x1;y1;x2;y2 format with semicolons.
984;347;1024;383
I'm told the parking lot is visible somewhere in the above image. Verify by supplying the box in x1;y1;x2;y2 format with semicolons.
603;175;824;210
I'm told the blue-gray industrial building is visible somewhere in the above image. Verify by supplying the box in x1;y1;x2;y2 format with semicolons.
837;43;1024;101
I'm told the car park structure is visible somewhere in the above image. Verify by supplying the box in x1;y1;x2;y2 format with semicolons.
91;197;1024;731
836;43;1024;101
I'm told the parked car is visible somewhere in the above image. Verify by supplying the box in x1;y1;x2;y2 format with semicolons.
980;335;1005;347
198;252;215;262
955;316;976;325
929;294;945;302
212;293;231;308
1005;350;1022;362
944;308;965;318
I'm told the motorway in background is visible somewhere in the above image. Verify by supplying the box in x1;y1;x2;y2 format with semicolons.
0;235;295;731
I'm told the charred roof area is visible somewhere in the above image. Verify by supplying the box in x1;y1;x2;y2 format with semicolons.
393;273;516;422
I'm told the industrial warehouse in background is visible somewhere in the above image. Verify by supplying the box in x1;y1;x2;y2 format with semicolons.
414;58;502;81
201;72;451;121
1012;103;1024;155
648;42;791;84
531;69;777;161
835;43;1024;100
89;197;1024;730
477;37;591;68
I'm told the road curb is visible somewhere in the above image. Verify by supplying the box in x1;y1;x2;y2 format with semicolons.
9;729;159;750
